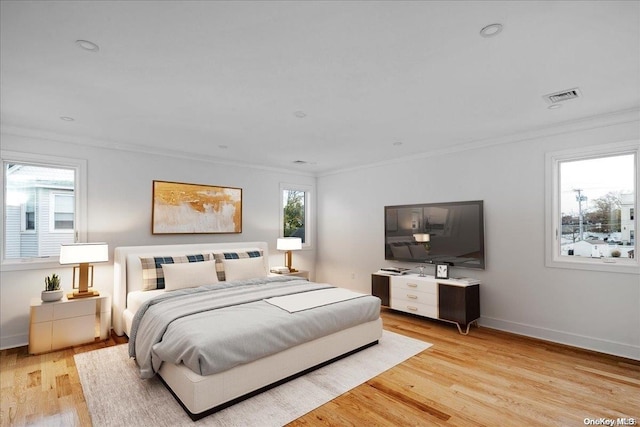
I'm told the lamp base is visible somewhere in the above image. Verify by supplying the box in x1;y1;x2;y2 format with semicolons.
284;250;298;273
67;290;100;299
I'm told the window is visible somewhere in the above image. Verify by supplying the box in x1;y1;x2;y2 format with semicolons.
2;151;87;267
21;192;35;231
280;183;312;247
50;193;75;231
546;142;639;273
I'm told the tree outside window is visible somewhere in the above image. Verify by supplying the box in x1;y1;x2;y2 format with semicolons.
283;189;305;243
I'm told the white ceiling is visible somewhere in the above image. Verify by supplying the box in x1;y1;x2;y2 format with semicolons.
1;1;639;175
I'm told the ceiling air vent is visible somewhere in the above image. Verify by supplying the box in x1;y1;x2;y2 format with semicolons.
543;87;582;104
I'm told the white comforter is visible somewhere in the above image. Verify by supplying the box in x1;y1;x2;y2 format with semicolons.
129;276;381;379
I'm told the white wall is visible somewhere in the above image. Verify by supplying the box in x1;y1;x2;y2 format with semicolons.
0;132;316;349
315;113;640;360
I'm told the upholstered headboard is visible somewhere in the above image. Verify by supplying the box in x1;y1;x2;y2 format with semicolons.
112;241;269;336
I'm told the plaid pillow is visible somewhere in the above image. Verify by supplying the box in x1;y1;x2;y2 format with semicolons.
212;250;263;281
139;254;210;291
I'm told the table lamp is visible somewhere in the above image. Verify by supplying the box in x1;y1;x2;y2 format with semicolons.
59;243;108;299
277;237;302;272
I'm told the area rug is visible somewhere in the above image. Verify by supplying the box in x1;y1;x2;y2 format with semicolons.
75;330;431;426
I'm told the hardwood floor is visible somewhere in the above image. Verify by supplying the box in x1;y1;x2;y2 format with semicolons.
1;309;638;426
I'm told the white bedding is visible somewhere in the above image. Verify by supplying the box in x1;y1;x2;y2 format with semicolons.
264;287;368;313
130;277;381;378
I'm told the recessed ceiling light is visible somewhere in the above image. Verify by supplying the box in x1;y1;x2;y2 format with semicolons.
393;141;403;146
548;104;563;110
480;23;503;38
219;145;228;149
293;111;307;118
60;116;75;121
75;39;100;52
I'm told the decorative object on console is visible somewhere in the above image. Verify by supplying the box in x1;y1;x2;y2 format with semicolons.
418;265;426;277
277;237;302;273
435;263;449;279
152;180;242;234
42;273;63;302
60;243;108;299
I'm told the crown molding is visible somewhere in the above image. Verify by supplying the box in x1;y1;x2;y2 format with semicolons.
317;107;640;177
0;125;315;178
3;107;638;179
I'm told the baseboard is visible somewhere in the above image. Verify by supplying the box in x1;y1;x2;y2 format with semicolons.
0;333;28;351
478;316;640;361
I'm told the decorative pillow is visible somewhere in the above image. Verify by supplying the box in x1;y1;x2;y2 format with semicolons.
161;260;218;291
212;250;263;281
222;256;267;281
140;254;210;290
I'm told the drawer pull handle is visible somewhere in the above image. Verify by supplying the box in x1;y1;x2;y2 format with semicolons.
407;306;418;311
407;294;418;299
407;283;418;288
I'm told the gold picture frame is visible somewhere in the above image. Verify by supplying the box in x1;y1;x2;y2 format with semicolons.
152;180;242;234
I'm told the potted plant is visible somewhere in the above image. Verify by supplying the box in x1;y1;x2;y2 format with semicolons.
42;274;63;302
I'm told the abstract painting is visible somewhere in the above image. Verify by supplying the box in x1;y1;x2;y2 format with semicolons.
152;180;242;234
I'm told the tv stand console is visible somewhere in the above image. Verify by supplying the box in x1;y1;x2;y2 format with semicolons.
371;273;480;335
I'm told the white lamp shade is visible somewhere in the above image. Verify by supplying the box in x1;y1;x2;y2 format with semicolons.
277;237;302;251
413;233;430;243
59;243;109;264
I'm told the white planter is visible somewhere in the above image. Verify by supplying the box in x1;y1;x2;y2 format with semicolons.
41;289;64;302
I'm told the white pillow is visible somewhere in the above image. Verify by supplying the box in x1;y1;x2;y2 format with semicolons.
161;260;218;291
222;256;267;281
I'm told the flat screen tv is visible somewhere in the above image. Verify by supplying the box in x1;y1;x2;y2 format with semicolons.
384;200;485;269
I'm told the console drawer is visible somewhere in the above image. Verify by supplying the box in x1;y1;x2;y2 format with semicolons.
391;289;437;306
390;299;438;318
392;276;436;294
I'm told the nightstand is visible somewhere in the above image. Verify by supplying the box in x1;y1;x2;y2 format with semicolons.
271;270;310;280
29;294;111;354
286;270;309;279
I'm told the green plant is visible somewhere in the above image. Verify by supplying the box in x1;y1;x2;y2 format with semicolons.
44;274;61;291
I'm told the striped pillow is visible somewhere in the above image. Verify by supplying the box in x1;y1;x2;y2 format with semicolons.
139;254;211;291
212;250;263;281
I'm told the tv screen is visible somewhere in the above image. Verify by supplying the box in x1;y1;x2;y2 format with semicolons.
384;200;485;269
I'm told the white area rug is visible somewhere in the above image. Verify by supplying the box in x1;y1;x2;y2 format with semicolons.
75;331;431;426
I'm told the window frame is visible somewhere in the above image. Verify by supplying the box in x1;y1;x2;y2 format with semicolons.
545;141;639;274
279;183;313;249
1;150;87;271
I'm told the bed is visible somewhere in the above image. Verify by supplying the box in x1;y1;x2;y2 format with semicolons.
113;241;382;420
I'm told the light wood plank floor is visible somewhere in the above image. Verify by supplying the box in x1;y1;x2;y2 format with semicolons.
1;309;638;426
